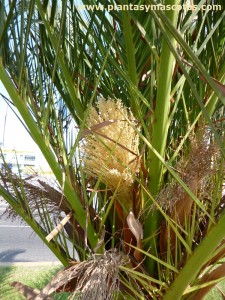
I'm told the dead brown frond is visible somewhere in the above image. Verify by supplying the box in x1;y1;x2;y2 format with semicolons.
11;250;128;300
0;171;69;221
69;251;127;300
10;282;53;300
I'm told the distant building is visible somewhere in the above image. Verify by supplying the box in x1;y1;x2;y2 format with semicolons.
0;149;39;175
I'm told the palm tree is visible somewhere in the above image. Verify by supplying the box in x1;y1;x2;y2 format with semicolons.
0;0;225;299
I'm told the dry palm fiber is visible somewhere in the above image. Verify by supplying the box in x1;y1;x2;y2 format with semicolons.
159;129;220;255
11;250;127;300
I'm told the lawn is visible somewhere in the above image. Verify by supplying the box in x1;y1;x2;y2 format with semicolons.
1;264;225;299
0;264;69;299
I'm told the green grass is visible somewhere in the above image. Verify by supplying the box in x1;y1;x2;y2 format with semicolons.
0;265;70;299
1;265;225;300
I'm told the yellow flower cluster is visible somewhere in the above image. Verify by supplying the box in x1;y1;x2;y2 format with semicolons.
81;98;140;198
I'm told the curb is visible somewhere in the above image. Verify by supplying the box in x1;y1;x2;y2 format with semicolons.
0;261;63;267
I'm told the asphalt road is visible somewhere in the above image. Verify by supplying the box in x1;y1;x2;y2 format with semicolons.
0;203;60;263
